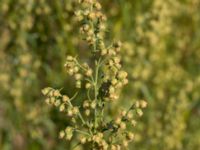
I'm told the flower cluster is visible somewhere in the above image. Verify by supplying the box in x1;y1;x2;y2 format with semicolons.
42;86;147;149
42;0;147;149
75;0;106;48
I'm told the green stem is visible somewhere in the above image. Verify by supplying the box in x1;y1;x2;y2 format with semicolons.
74;129;91;136
94;60;100;129
67;94;86;125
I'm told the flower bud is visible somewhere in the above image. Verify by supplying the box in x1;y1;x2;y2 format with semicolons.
136;109;143;117
122;140;128;147
90;101;96;109
86;69;93;77
140;100;148;108
55;100;61;107
101;49;107;56
85;83;92;89
85;109;90;116
66;56;74;61
83;100;90;108
76;81;81;88
80;137;87;144
53;90;61;97
42;87;52;95
120;122;126;130
45;98;50;104
131;120;137;127
72;107;79;115
75;74;82;80
62;95;69;102
126;132;135;141
88;12;96;20
94;2;102;10
59;130;65;139
115;118;121;125
59;104;65;112
67;109;73;117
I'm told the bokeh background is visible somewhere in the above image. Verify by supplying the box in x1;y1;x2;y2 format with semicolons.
0;0;200;150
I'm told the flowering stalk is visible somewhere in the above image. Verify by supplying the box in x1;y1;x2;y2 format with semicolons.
42;0;147;149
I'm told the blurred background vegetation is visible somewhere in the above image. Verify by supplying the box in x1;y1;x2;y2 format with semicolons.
0;0;200;149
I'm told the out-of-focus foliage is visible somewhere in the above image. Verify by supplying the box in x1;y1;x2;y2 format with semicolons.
117;0;200;149
0;0;200;150
0;0;78;149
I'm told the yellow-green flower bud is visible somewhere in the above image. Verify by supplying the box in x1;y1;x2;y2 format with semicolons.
62;95;69;102
90;101;96;109
59;104;65;112
59;130;65;139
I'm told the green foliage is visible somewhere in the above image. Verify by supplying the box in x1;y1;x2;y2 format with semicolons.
0;0;200;150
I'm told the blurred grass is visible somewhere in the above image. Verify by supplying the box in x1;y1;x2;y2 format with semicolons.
0;0;200;150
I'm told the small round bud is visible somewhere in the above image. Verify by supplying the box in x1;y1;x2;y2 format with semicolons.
76;81;81;88
113;57;121;64
121;110;127;117
127;112;133;119
45;98;50;104
62;95;69;102
67;109;73;117
88;12;96;20
111;145;117;150
53;90;61;97
72;107;79;115
90;101;96;109
115;118;121;125
117;71;128;80
49;90;54;96
135;101;140;108
68;68;74;75
97;132;103;138
83;100;90;108
59;130;65;139
109;86;115;94
126;132;135;141
86;69;93;76
136;109;143;117
116;82;122;88
94;2;102;10
65;127;73;140
122;140;128;147
54;100;61;107
85;83;92;89
75;74;82;80
83;24;90;31
140;100;148;108
66;56;74;61
74;67;79;73
111;78;118;85
101;49;107;56
42;87;52;95
59;104;65;112
50;97;56;104
85;109;90;116
80;137;87;144
99;24;106;30
87;29;93;36
131;120;137;127
120;122;126;130
122;79;129;85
